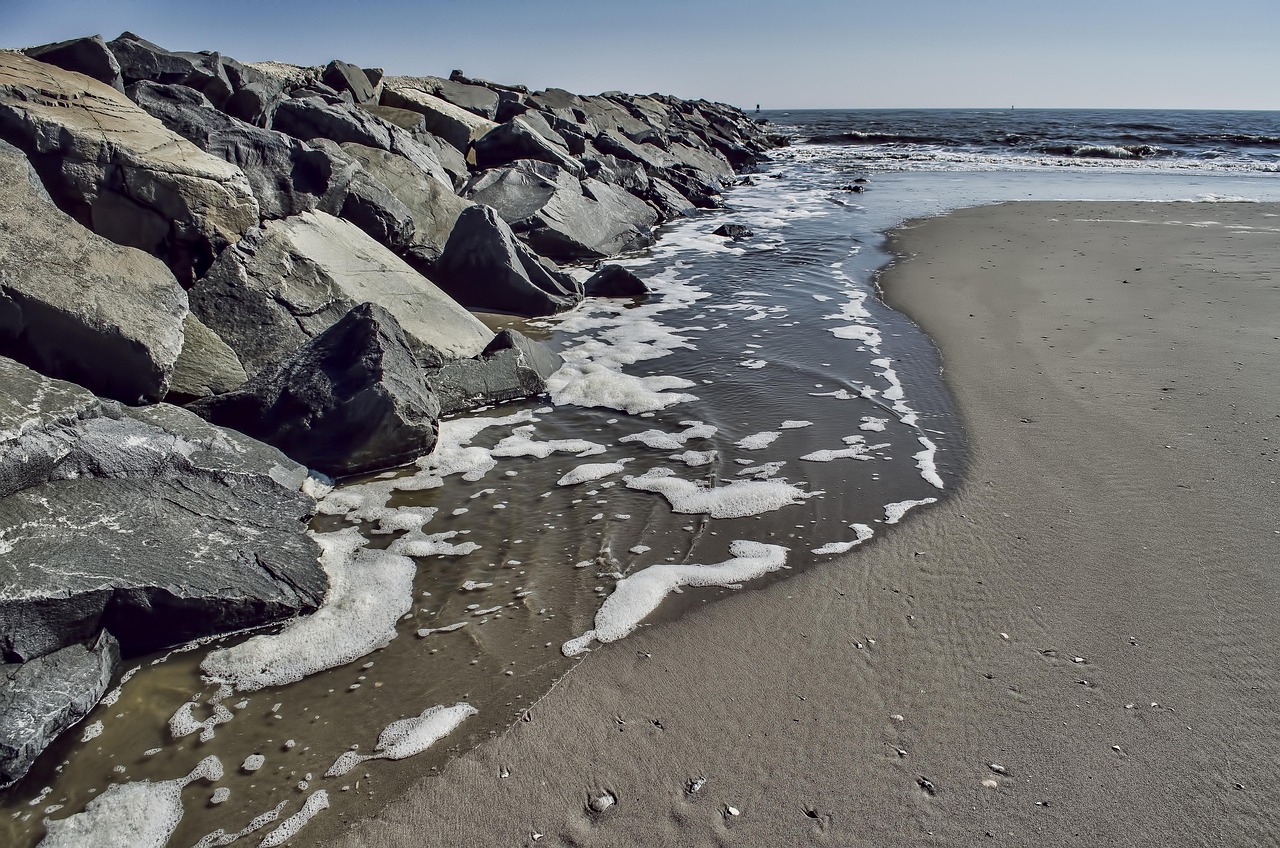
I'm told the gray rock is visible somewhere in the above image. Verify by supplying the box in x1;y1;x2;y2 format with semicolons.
0;52;259;285
644;176;698;218
361;104;427;133
0;139;187;405
189;303;440;477
712;223;753;240
583;265;649;298
190;211;492;377
380;86;498;152
473;117;585;177
430;329;563;416
166;313;248;402
0;356;326;662
581;153;649;193
108;31;233;107
272;96;394;149
23;35;124;92
321;59;377;105
341;169;417;251
431;78;501;119
463;159;561;224
127;81;337;219
431;205;581;317
0;631;119;789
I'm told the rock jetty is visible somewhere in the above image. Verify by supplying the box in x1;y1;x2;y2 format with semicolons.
0;31;775;787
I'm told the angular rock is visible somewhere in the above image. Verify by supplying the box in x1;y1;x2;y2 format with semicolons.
108;31;233;107
582;153;649;193
473;117;584;177
127;81;337;219
712;223;753;240
381;86;498;152
0;357;325;663
272;96;394;149
463;159;561;224
361;104;427;133
190;211;492;377
341;168;416;251
0;631;119;789
583;265;649;298
23;35;123;92
431;205;581;317
190;303;440;477
0;52;259;284
430;329;563;416
321;59;377;105
644;176;698;218
431;78;500;119
167;313;248;402
0;139;187;404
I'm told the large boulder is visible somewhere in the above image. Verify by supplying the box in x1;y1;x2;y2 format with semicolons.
272;96;394;149
190;211;492;377
380;86;498;152
0;139;187;404
0;631;119;789
472;117;585;177
189;303;441;477
430;329;564;416
166;313;248;402
23;35;123;92
0;357;326;663
107;31;233;107
0;52;259;284
321;59;377;105
127;81;338;219
431;205;581;317
220;59;285;127
583;264;649;298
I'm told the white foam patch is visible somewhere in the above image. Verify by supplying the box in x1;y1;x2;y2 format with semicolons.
625;468;813;518
241;754;264;773
325;703;477;778
417;621;467;637
621;421;716;450
547;363;698;414
191;800;287;848
860;416;889;432
801;436;887;463
884;498;938;525
739;359;767;369
387;528;481;558
780;420;812;429
168;691;234;744
737;461;786;480
258;790;328;848
491;425;606;459
558;461;629;486
871;358;919;426
39;756;222;848
668;449;717;467
735;431;780;451
200;529;415;691
812;524;875;555
79;721;103;743
914;437;944;489
563;541;788;655
830;324;883;346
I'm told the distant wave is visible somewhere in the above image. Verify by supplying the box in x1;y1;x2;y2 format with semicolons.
1039;143;1165;160
803;131;952;146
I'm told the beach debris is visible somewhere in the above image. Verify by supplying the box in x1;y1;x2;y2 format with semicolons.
1071;656;1086;664
981;779;999;789
890;714;905;723
587;790;617;813
500;766;510;778
532;833;543;841
1111;745;1124;754
686;776;707;795
725;804;741;817
916;777;937;796
988;763;1008;775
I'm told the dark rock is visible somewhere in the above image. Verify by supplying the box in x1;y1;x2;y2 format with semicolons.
272;96;394;149
108;31;233;107
190;211;492;377
431;205;581;317
712;223;753;240
0;631;119;789
473;117;584;176
448;69;528;94
583;265;649;297
380;86;497;152
0;52;259;285
643;177;697;218
431;78;500;119
166;313;248;403
463;159;561;224
127;81;338;219
361;104;427;133
430;329;563;416
659;165;724;209
23;35;124;92
0;139;187;405
341;169;416;251
0;356;326;663
363;67;385;88
837;183;867;193
581;154;649;192
321;59;377;105
189;303;441;477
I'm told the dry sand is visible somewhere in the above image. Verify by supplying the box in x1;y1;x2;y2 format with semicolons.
330;202;1280;847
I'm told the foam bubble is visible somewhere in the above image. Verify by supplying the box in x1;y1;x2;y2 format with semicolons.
914;437;944;489
325;703;478;777
735;431;780;451
780;420;812;429
200;529;415;691
563;541;789;655
884;498;938;525
859;416;889;432
547;362;698;414
625;468;814;518
668;449;717;467
386;528;481;558
812;524;875;555
491;425;606;459
191;800;287;848
558;461;629;486
621;421;716;450
258;790;328;848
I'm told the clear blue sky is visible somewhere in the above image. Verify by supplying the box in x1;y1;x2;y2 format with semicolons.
3;0;1278;110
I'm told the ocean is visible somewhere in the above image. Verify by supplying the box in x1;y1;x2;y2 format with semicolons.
5;108;1279;846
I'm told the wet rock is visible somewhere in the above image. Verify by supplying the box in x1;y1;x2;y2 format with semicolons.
430;329;563;416
431;205;581;317
473;117;584;177
190;211;492;378
0;356;325;663
583;265;649;298
166;313;248;403
108;31;234;106
23;35;123;92
190;302;440;477
380;86;498;153
0;52;259;284
0;630;119;789
0;139;187;405
127;80;337;219
712;223;753;240
321;59;377;105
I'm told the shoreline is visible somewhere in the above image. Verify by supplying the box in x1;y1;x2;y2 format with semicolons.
329;199;1280;847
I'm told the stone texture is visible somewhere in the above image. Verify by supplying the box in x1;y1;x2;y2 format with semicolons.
108;31;233;106
583;264;649;298
321;59;377;105
380;86;498;152
430;329;564;416
166;312;248;402
23;35;123;92
0;630;119;789
0;52;259;284
473;117;584;177
0;139;187;404
189;303;441;477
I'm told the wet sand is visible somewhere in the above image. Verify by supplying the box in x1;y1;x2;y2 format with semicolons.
329;201;1280;847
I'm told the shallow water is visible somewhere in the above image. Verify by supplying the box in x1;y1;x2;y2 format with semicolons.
6;116;1280;846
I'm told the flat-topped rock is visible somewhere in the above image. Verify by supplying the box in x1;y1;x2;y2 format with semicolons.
0;139;187;405
380;86;498;152
0;52;259;284
23;35;123;92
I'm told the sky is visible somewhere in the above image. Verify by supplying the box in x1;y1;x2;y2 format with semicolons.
3;0;1278;110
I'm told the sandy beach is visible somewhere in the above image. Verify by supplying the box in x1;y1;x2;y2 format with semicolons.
327;201;1280;847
